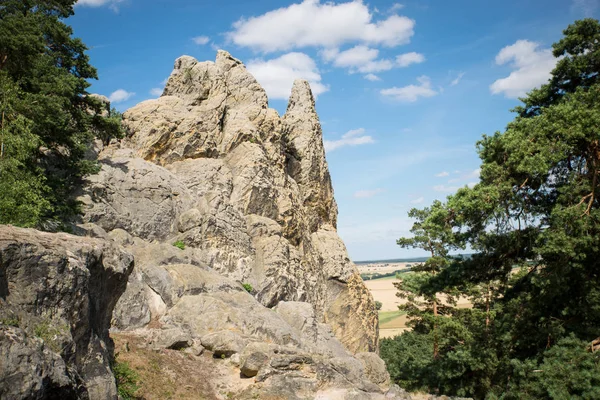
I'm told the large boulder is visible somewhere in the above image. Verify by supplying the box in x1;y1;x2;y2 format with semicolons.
0;226;133;399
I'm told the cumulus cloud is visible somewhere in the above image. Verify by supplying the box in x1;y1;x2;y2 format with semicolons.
247;52;328;100
322;46;394;73
192;36;210;45
108;89;134;103
321;48;424;75
364;73;381;81
149;88;163;97
228;0;415;53
395;52;425;67
490;40;557;98
354;188;385;198
380;76;438;102
435;171;449;177
324;128;374;152
451;72;465;86
76;0;124;11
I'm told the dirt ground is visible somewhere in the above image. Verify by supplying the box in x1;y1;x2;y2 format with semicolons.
111;333;253;400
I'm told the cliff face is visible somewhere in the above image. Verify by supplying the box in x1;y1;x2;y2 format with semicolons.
81;50;378;354
0;226;133;399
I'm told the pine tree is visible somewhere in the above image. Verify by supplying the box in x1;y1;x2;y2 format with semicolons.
0;0;122;227
382;19;600;399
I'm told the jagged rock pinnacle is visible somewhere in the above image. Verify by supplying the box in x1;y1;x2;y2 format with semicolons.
286;79;317;115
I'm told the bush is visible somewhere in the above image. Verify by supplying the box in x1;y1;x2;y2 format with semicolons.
242;283;253;293
113;359;139;400
172;240;185;250
375;301;383;311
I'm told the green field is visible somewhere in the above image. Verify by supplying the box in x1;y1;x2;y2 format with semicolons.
378;310;407;329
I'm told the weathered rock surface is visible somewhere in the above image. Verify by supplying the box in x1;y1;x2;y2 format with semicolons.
73;50;395;399
0;225;133;400
81;50;378;354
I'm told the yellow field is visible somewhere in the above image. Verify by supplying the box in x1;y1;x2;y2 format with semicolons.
365;274;472;339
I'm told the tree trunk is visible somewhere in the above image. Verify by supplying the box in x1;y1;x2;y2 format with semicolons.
433;298;439;359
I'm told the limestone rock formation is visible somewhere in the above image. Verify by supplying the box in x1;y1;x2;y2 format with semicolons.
81;50;378;354
0;226;133;400
72;50;398;398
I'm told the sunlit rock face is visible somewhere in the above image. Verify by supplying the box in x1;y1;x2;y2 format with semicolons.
81;50;378;355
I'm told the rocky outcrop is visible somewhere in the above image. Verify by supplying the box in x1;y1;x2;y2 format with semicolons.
80;50;378;355
72;50;392;398
0;226;133;400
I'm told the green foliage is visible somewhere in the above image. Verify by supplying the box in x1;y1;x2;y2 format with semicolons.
375;301;383;311
383;19;600;399
496;335;600;400
242;283;253;293
0;317;19;327
360;268;408;280
33;321;64;353
0;0;124;227
0;73;51;226
172;240;185;250
113;359;140;400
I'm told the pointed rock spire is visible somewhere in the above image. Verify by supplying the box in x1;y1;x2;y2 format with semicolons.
286;79;317;116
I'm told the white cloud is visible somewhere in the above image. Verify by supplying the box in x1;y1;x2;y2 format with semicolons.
192;36;210;45
76;0;124;11
435;171;449;177
344;128;366;137
323;45;377;66
389;3;405;13
108;89;134;103
395;52;425;67
354;188;385;198
324;128;374;151
469;168;481;178
364;73;381;81
228;0;415;53
451;72;465;86
149;88;163;97
380;75;438;102
321;46;394;73
247;52;328;100
411;196;424;204
490;40;557;98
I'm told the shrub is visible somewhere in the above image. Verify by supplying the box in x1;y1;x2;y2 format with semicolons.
173;240;185;250
375;301;383;311
242;283;253;293
113;359;139;400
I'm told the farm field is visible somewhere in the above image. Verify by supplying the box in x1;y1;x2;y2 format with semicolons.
364;273;472;338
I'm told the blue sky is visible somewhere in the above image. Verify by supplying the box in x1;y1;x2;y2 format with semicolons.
71;0;599;261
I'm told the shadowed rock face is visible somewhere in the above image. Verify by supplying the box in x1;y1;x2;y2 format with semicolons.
0;226;133;400
81;50;379;354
